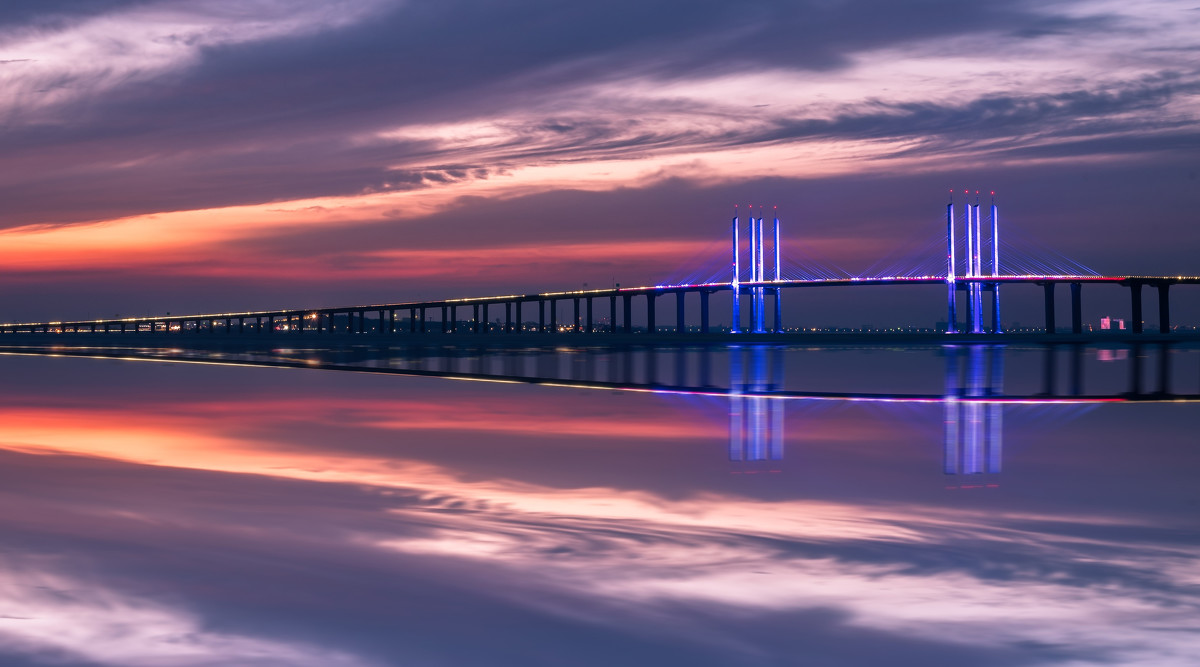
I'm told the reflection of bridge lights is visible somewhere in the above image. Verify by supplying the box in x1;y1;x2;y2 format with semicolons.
728;347;784;463
723;345;1013;481
943;346;1004;479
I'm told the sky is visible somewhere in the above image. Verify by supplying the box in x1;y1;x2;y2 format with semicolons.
1;0;1198;323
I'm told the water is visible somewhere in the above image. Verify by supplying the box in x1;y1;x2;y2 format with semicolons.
0;344;1197;666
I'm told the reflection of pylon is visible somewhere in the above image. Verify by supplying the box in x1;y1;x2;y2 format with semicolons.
943;346;1004;478
729;347;784;461
731;208;782;333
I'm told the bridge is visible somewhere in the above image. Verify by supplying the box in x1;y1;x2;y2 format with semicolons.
2;197;1196;339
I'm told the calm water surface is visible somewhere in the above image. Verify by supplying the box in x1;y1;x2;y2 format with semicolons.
0;345;1197;666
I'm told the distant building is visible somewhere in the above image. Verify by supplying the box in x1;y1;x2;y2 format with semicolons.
1099;316;1126;331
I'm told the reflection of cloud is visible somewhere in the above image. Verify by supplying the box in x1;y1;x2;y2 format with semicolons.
0;384;1196;665
378;492;1200;666
0;556;374;666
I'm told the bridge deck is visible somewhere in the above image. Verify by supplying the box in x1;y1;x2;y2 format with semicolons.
2;274;1198;335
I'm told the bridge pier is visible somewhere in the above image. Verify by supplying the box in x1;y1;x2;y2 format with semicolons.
676;291;685;334
700;290;710;333
516;301;524;333
574;297;581;333
610;296;617;334
991;284;1002;333
623;295;632;334
774;288;783;333
1071;283;1082;334
586;297;593;333
539;300;546;333
647;293;656;334
1159;284;1171;333
1043;283;1056;334
550;299;557;333
504;302;512;333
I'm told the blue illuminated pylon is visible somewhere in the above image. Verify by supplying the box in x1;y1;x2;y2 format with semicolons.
946;192;1002;334
730;206;781;333
731;209;741;333
946;195;958;334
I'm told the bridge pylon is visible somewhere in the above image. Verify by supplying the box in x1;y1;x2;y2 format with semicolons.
948;191;1002;334
731;206;782;333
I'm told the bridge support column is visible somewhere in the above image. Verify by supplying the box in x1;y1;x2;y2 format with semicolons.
964;284;975;333
480;304;487;333
452;305;459;333
676;291;685;334
610;296;617;333
573;298;580;332
539;300;546;333
239;318;244;334
505;302;512;333
700;290;710;333
550;299;557;333
647;293;656;334
516;301;524;333
946;282;957;334
586;298;593;333
1158;284;1171;334
1070;283;1082;334
441;306;448;333
389;309;395;334
623;295;632;333
360;310;367;334
991;283;1002;333
774;288;782;333
1130;284;1143;333
420;308;426;333
1043;283;1056;334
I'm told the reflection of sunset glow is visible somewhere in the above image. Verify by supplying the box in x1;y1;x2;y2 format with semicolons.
0;366;1196;664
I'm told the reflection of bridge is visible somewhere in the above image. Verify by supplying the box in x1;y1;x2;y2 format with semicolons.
4;343;1193;480
943;346;1003;478
2;200;1196;339
0;343;1190;401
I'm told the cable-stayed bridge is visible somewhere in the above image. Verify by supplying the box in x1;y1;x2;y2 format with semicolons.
2;197;1196;340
